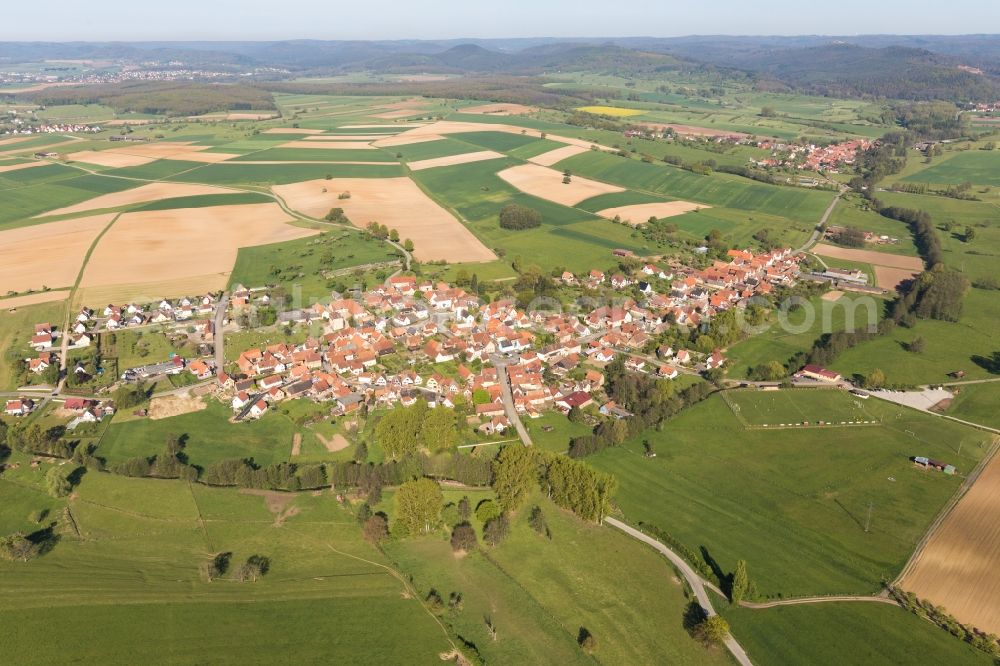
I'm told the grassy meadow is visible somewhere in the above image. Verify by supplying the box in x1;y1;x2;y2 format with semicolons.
589;391;991;598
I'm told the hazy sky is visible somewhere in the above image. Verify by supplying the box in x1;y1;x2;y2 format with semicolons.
2;0;996;41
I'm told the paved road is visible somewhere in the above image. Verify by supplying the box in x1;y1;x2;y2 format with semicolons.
605;518;753;666
214;292;229;369
795;188;845;254
491;358;533;447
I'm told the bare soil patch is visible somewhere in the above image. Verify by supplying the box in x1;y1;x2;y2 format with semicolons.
0;213;115;293
813;244;924;271
528;145;589;166
273;178;496;263
595;201;707;224
821;290;845;301
278;140;377;150
291;433;302;456
0;161;45;174
149;394;207;420
900;449;1000;635
80;202;315;300
874;266;921;292
39;182;237;218
497;163;624;207
462;103;538;115
408;150;504;171
0;290;71;310
316;432;351;453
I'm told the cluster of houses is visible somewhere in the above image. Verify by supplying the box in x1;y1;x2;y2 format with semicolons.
213;248;802;424
60;397;117;429
751;139;872;173
0;122;101;136
103;296;219;335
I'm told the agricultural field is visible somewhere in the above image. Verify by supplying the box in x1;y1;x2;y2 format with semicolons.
725;602;991;666
945;383;1000;430
899;446;1000;636
900;149;1000;187
0;463;450;664
589;391;991;598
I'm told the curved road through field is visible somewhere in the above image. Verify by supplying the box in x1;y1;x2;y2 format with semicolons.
605;518;753;666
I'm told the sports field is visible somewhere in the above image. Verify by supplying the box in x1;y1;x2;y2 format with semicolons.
724;388;877;427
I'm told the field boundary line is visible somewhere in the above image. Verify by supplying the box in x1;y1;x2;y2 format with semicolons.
894;435;1000;586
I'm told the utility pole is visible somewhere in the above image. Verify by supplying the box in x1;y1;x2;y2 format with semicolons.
864;501;873;533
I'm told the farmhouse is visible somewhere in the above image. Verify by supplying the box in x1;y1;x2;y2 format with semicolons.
5;399;35;416
797;364;842;383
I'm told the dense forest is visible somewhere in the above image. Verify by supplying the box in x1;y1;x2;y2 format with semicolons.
28;81;276;116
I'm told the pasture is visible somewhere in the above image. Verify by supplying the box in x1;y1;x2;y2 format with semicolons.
901;149;1000;187
590;393;991;597
725;602;990;665
383;491;728;665
0;464;449;664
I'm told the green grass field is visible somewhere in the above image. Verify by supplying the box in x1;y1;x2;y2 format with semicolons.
946;382;1000;430
558;150;835;221
590;392;990;598
97;401;297;468
901;149;1000;187
725;602;990;665
382;490;729;665
0;465;450;664
831;287;1000;385
228;228;400;300
724;388;877;426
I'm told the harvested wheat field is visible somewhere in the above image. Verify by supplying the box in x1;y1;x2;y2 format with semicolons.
0;290;72;310
79;203;315;301
278;140;377;150
813;244;924;271
462;103;538;115
498;164;624;207
408;150;505;171
596;201;708;224
342;124;427;130
273;178;495;263
643;123;752;139
0;136;33;148
39;182;237;218
875;266;921;292
263;127;325;135
0;213;115;293
0;160;45;174
67;150;156;168
149;394;207;420
371;133;444;148
900;448;1000;635
382;120;613;152
528;145;589;166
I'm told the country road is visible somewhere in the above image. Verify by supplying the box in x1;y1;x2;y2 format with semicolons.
492;358;533;447
795;188;844;254
213;292;229;369
605;518;753;666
